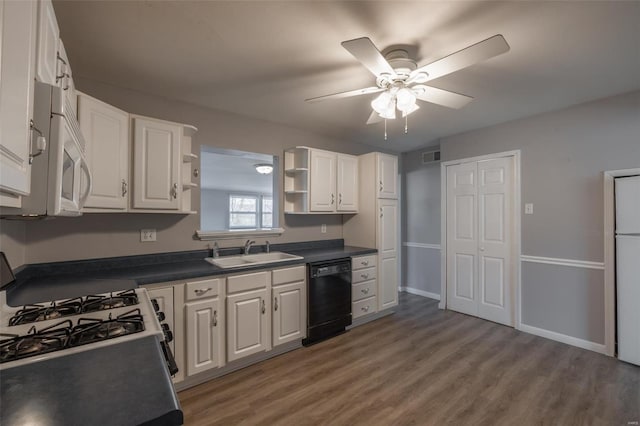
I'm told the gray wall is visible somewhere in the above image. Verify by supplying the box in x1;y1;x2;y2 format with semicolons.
437;89;640;344
200;189;229;231
401;146;441;296
1;77;379;265
0;221;26;268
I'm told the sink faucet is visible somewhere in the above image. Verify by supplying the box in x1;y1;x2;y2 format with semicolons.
212;242;220;258
244;240;255;255
266;240;270;253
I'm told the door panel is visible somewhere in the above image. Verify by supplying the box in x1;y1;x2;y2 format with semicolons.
377;154;398;199
477;157;513;325
379;256;398;310
337;154;358;211
185;298;221;376
446;162;478;316
227;288;268;362
272;281;306;346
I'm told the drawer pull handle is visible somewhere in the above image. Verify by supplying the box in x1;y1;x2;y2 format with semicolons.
362;306;370;312
362;288;369;294
361;274;368;279
361;261;369;266
262;300;266;314
274;297;278;311
213;310;218;327
195;287;212;295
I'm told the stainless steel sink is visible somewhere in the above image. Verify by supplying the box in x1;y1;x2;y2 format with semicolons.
205;251;303;269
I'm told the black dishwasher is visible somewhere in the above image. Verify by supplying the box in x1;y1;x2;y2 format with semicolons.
303;258;352;346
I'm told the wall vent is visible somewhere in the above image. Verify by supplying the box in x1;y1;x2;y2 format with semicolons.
422;150;441;164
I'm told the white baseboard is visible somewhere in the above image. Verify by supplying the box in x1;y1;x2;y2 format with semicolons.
399;286;441;301
518;323;607;355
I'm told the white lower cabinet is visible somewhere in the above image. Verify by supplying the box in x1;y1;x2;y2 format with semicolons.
272;265;306;347
351;255;378;319
185;298;222;376
226;288;270;362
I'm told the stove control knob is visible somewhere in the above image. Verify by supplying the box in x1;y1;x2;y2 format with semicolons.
151;299;160;312
161;324;174;343
156;311;166;322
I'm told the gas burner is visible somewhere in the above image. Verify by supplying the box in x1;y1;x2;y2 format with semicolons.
8;299;83;326
0;320;72;363
69;308;145;347
82;290;139;313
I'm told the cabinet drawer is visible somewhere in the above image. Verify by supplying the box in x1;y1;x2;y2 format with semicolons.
352;255;377;270
272;265;306;286
351;267;376;284
227;271;270;294
352;280;377;302
185;278;221;301
353;296;377;319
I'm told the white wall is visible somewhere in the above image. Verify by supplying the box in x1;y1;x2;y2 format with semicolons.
401;89;640;349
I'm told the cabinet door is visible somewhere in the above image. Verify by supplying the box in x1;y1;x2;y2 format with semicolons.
227;288;269;362
0;0;37;199
377;154;398;199
35;0;59;85
377;198;398;310
186;298;222;376
272;281;306;347
309;149;336;212
337;154;358;212
56;40;77;117
132;117;181;210
78;93;129;210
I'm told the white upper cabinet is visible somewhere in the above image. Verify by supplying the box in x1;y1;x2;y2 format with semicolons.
285;147;358;214
78;92;130;210
35;0;59;86
337;154;358;212
131;116;181;210
0;0;37;200
377;153;398;199
309;149;336;212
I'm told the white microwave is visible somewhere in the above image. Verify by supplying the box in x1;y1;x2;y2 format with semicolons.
17;82;92;217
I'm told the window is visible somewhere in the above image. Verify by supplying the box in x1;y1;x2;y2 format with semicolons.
229;194;273;229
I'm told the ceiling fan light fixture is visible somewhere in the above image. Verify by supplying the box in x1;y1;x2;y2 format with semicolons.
378;104;396;120
254;164;273;175
401;102;420;117
396;87;417;113
371;91;393;114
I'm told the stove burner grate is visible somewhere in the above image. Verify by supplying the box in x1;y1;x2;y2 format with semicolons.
69;308;145;347
0;320;72;363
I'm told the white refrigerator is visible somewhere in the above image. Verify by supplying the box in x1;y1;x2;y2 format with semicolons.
616;175;640;365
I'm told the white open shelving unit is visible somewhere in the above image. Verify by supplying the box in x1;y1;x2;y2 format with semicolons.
284;147;310;213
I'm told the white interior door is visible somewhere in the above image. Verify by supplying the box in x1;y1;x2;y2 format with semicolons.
446;162;478;316
446;156;515;326
477;157;513;326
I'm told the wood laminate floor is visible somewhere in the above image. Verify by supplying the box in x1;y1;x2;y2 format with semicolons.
178;293;640;426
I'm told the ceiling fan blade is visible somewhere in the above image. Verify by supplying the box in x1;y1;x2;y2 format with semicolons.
411;35;510;82
305;86;384;103
366;110;383;125
413;85;473;109
341;37;396;78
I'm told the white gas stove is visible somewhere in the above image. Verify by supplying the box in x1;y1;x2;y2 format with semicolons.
0;288;164;370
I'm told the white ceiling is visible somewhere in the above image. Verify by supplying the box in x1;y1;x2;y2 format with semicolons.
53;1;640;153
200;150;273;192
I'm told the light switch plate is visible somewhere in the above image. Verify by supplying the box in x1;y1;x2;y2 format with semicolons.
140;229;157;242
524;203;534;215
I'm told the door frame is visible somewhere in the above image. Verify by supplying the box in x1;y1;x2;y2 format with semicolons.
439;150;522;329
603;168;640;357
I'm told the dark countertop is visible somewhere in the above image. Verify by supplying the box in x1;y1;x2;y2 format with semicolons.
0;336;182;426
7;240;377;306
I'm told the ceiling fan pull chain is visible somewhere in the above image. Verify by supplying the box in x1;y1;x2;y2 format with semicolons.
384;119;387;141
405;115;408;134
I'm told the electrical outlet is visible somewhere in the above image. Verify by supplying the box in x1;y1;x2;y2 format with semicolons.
321;224;327;233
524;203;534;215
140;229;157;242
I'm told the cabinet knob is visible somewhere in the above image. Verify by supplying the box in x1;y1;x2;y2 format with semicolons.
193;168;199;178
122;179;128;197
362;288;369;294
362;305;370;312
361;274;368;279
362;261;369;266
213;310;218;327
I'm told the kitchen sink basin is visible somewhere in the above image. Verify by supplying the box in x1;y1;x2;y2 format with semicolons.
205;251;303;269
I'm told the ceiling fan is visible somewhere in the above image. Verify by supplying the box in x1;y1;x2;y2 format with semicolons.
306;34;510;136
